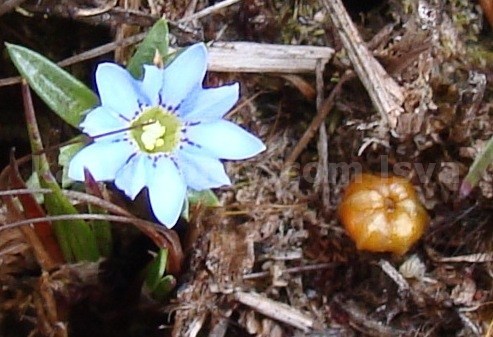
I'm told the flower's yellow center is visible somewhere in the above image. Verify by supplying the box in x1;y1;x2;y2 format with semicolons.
141;121;166;150
131;106;182;154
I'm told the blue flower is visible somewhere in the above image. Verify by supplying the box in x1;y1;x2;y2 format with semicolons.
68;43;265;228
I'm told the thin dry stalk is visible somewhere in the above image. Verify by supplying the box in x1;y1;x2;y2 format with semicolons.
32;272;68;337
284;70;352;167
378;259;410;296
314;59;330;211
178;0;241;23
0;0;26;16
234;291;315;332
114;0;140;64
322;0;404;131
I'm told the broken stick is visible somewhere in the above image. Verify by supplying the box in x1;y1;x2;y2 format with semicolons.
322;0;404;130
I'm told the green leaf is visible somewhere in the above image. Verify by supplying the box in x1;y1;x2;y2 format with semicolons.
6;43;98;128
83;169;113;258
460;136;493;198
181;197;190;221
87;210;113;258
145;249;169;291
182;189;220;221
143;249;176;301
188;189;220;207
41;177;100;262
26;172;43;204
152;275;176;301
58;138;85;188
127;18;169;79
59;139;113;258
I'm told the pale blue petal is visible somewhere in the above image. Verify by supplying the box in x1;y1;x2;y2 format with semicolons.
186;120;266;160
177;150;231;190
147;157;186;227
68;139;135;181
141;65;164;105
161;43;207;108
80;106;128;138
96;63;144;119
181;83;239;122
114;153;149;199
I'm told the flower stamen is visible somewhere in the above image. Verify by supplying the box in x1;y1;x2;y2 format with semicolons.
130;106;182;154
141;120;167;150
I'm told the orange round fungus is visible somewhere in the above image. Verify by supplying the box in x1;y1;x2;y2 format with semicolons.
338;174;428;255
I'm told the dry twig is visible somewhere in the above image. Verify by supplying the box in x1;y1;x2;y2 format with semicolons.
242;262;336;280
234;291;316;332
208;42;333;73
322;0;404;131
0;0;26;16
0;33;148;87
284;71;352;167
31;272;68;337
378;259;410;296
314;60;330;211
178;0;241;24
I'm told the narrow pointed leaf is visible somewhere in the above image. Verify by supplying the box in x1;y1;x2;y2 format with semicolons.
41;177;101;262
460;136;493;198
84;168;113;257
144;248;176;301
181;197;190;221
127;18;169;79
145;248;169;291
6;43;98;128
58;138;85;188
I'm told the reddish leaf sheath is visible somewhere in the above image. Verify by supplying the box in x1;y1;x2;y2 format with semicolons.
9;152;65;266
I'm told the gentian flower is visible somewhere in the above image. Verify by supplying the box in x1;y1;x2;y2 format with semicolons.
68;43;265;228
